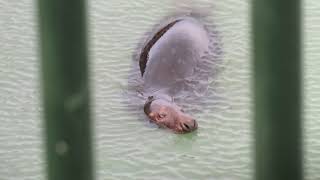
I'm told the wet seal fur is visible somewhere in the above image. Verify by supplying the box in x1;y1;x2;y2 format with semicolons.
139;19;181;76
138;16;211;133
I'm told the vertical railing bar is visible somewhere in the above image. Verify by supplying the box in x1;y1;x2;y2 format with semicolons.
253;0;302;180
38;0;94;180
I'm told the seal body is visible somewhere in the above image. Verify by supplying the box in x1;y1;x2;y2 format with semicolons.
139;16;210;133
141;17;209;97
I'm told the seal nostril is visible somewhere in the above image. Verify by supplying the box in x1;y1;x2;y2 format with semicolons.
182;123;190;130
193;119;198;129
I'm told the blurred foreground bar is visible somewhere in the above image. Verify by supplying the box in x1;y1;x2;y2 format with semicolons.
38;0;93;180
253;0;302;180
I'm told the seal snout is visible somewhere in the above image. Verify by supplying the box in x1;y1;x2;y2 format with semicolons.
180;118;198;133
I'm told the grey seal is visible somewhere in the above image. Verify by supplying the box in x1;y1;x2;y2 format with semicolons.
139;17;210;133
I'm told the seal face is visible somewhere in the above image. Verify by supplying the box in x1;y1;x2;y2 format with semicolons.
139;17;210;133
144;97;198;133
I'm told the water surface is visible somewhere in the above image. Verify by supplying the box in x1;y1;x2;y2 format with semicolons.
0;0;320;180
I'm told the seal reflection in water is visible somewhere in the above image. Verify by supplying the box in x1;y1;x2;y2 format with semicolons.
139;17;210;133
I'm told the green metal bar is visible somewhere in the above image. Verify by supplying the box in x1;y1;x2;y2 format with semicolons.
253;0;302;180
38;0;93;180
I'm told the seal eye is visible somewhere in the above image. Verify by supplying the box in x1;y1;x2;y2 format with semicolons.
159;113;167;119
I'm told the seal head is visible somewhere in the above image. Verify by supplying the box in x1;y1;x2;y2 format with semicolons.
144;96;198;133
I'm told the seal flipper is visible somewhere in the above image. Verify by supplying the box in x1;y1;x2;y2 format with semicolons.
139;19;181;76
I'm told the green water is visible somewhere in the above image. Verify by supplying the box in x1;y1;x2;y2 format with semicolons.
0;0;319;179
